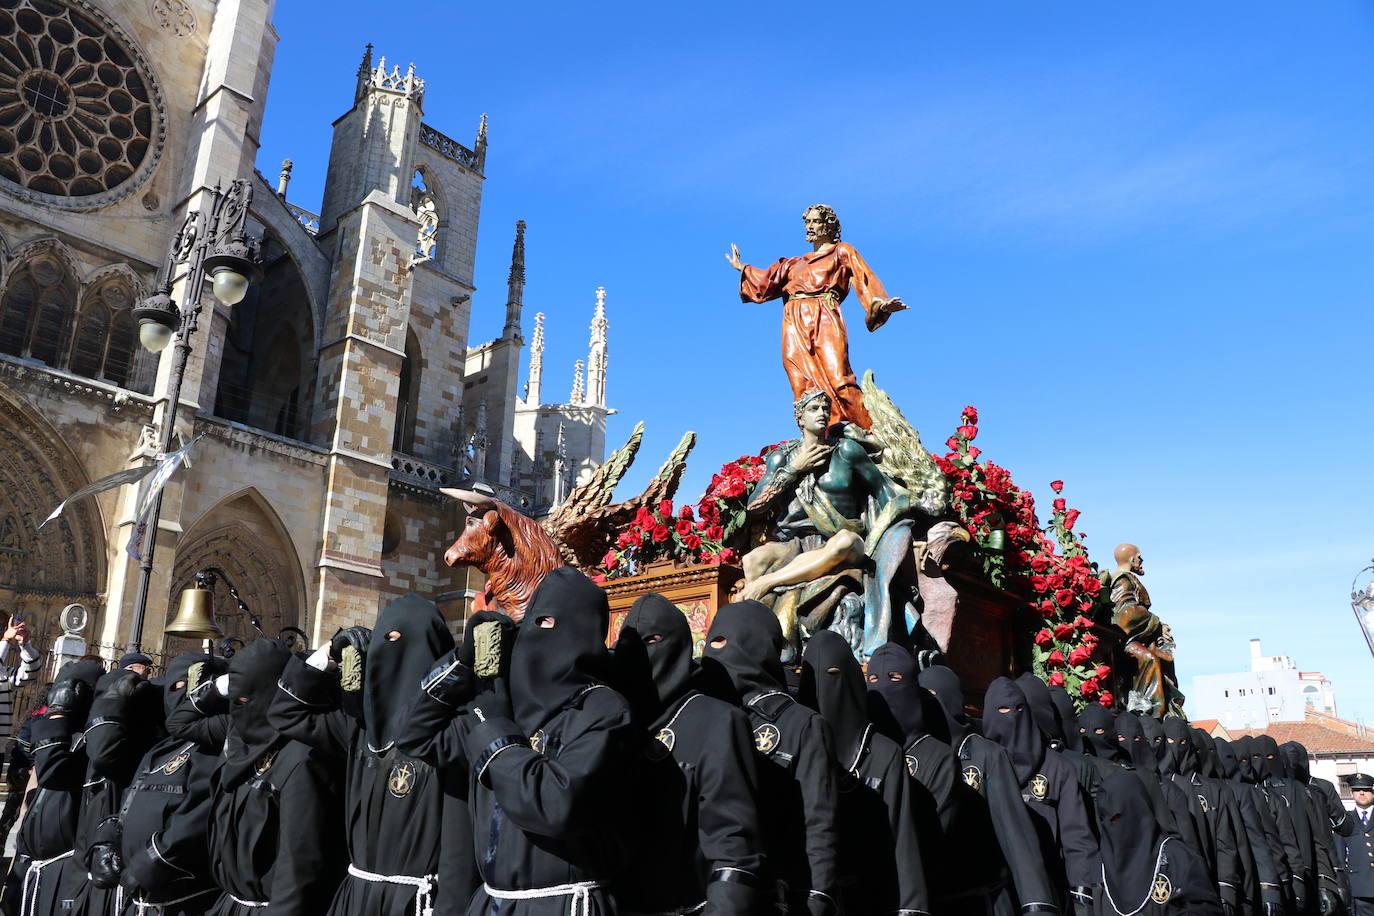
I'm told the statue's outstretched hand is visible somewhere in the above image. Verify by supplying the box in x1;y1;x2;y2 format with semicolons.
866;296;907;331
725;243;744;272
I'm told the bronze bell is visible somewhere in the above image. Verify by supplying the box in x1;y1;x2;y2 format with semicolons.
167;585;226;639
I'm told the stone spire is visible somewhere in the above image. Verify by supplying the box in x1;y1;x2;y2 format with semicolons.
276;159;293;197
552;423;569;507
502;220;525;340
470;400;489;479
570;360;584;404
475;113;488;170
354;43;374;101
525;312;545;406
586;286;608;407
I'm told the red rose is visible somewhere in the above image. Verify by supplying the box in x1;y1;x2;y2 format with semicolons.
1072;616;1093;629
603;550;619;570
1050;480;1064;493
1030;555;1052;573
1052;497;1066;514
1079;678;1099;698
934;456;956;476
1047;650;1066;667
658;499;674;517
1053;622;1075;640
635;507;655;528
1068;645;1093;666
962;406;979;424
591;574;607;584
1034;629;1053;648
1029;575;1050;593
1064;509;1081;530
679;504;694;520
1082;577;1102;596
1095;664;1112;679
701;552;718;564
675;519;694;536
719;547;737;563
617;532;633;549
1098;691;1114;707
1039;600;1056;615
1055;588;1074;608
720;477;747;498
1048;671;1065;687
683;534;702;550
957;425;978;441
945;436;959;452
706;525;723;541
651;524;670;543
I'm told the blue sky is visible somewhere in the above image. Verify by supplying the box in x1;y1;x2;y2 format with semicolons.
258;2;1374;720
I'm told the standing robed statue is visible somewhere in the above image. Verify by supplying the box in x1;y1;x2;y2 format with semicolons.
726;205;906;430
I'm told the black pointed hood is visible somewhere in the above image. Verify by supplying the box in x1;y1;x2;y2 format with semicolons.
1017;673;1064;748
1233;736;1258;784
365;593;452;750
1193;729;1221;779
510;567;611;734
1158;717;1197;777
982;677;1045;786
917;664;973;747
1048;684;1083;752
1115;712;1155;772
1096;767;1164;910
701;600;785;703
1213;737;1241;781
52;659;104;729
865;643;924;746
1135;715;1164;775
1280;741;1310;782
1254;734;1286;781
1078;704;1123;761
155;651;222;719
801;630;868;764
223;638;293;785
612;593;693;726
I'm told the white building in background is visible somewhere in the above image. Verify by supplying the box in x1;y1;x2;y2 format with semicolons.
1190;639;1338;730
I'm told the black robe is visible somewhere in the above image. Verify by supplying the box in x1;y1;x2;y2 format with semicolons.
1218;737;1286;913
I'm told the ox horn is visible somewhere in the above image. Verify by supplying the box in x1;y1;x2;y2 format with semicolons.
440;486;497;511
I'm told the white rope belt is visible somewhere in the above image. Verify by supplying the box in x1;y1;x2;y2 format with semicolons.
483;880;601;916
20;849;73;916
129;887;219;916
228;893;269;908
347;863;436;916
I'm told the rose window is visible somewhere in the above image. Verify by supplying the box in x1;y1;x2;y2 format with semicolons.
0;0;164;207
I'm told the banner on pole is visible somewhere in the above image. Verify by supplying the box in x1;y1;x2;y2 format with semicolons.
37;464;158;531
125;435;203;561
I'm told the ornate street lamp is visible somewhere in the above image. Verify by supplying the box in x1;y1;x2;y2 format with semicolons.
126;180;262;654
1350;559;1374;663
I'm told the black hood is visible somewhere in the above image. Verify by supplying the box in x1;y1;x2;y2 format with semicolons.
982;677;1045;786
1096;766;1164;909
917;665;973;747
801;630;869;765
1048;684;1083;752
865;643;924;746
510;567;610;734
225;638;292;785
1135;715;1164;775
1254;734;1286;781
53;659;104;729
611;593;693;726
1193;729;1221;779
1233;736;1258;784
155;651;222;719
1159;717;1197;777
1115;712;1155;773
1280;741;1310;783
1078;704;1123;761
1213;737;1241;781
95;668;163;741
1017;673;1064;748
365;593;452;750
701;600;785;704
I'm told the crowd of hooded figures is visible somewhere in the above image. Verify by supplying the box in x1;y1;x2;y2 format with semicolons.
2;566;1362;916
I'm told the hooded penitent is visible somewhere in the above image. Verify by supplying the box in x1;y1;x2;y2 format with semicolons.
509;566;611;735
52;659;105;728
1116;713;1156;774
1096;767;1164;911
1233;736;1258;784
801;630;868;764
223;638;293;786
153;651;221;718
701;600;786;703
1078;705;1123;761
1159;718;1198;777
611;593;693;725
1253;735;1286;781
1279;741;1310;783
1213;738;1241;782
1048;684;1083;753
364;593;452;750
865;643;923;746
981;677;1045;786
1192;729;1222;780
1016;673;1065;748
1136;716;1165;775
917;665;973;747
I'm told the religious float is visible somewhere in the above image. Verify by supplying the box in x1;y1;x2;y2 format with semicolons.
443;205;1185;716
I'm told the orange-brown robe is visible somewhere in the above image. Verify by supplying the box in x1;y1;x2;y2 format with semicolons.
739;242;893;429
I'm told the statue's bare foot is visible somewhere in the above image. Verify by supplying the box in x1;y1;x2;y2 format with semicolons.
739;579;773;602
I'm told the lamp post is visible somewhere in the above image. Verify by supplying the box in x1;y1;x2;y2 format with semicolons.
125;180;262;654
1350;559;1374;663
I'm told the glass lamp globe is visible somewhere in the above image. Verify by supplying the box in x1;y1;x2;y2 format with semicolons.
210;267;249;306
139;320;174;353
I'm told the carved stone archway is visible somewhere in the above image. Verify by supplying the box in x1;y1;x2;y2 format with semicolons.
164;490;307;655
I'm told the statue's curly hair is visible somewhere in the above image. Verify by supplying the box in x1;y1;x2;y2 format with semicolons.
802;204;842;242
793;388;832;424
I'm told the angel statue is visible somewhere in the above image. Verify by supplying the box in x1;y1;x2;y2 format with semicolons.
741;374;948;661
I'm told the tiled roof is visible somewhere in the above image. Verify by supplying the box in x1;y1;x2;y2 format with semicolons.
1226;715;1374;755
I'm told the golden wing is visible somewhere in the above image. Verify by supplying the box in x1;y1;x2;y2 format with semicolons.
860;370;949;517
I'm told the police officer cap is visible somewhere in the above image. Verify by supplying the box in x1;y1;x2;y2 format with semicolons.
1345;772;1374;791
118;651;154;668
